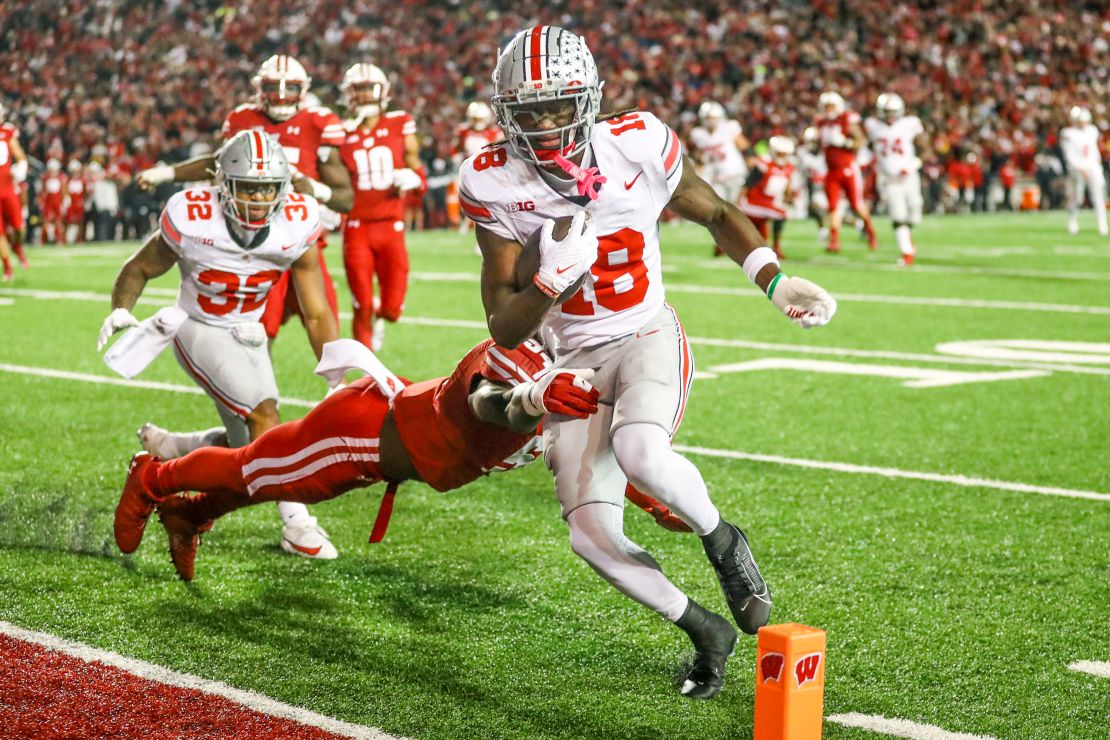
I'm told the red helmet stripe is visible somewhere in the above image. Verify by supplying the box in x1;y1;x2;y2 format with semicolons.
251;131;265;163
529;25;544;81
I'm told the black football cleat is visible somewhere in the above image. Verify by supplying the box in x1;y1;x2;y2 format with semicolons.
705;522;772;635
676;601;738;700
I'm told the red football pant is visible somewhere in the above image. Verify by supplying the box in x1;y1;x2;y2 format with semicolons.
824;163;866;213
343;219;409;349
149;378;390;524
261;240;340;339
42;200;64;241
0;190;23;232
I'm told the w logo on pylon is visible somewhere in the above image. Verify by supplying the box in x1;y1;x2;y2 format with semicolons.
760;652;785;684
794;652;822;687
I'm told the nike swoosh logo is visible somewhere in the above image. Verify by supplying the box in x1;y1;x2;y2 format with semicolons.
636;329;661;338
556;265;574;275
624;171;643;190
281;243;295;251
284;540;322;556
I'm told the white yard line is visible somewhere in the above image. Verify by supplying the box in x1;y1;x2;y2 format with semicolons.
672;445;1110;503
0;360;1105;503
693;256;1110;282
1067;660;1110;678
827;713;995;739
0;621;401;740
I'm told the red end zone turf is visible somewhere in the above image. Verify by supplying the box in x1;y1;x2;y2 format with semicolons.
0;635;344;739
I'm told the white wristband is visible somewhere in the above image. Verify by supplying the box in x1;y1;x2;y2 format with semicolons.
309;179;333;204
142;164;175;185
742;246;780;284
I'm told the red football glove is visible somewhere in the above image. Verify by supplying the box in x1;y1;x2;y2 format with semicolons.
624;484;694;533
520;368;600;419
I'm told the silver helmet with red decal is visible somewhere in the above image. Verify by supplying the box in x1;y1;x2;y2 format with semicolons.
491;25;602;165
214;130;291;230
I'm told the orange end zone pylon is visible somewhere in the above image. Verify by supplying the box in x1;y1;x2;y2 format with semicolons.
753;623;827;740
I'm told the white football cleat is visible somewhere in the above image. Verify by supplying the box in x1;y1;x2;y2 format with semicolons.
281;517;339;560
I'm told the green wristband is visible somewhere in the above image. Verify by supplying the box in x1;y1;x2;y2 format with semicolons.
766;272;785;299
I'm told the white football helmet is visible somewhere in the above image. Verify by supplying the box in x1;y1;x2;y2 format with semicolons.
698;101;726;128
342;63;391;121
67;159;82;175
252;55;310;122
803;126;819;145
819;92;846;116
214;130;291;231
466;101;493;131
769;136;796;160
876;93;904;122
491;25;602;165
1069;106;1092;125
46;158;61;172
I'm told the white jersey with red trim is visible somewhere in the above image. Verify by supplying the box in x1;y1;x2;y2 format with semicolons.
160;185;322;328
1059;124;1102;175
689;120;746;178
797;148;827;186
459;111;683;351
864;115;924;177
454;124;503;159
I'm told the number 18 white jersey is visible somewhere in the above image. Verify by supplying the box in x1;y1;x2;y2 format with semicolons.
159;185;322;328
458;111;684;351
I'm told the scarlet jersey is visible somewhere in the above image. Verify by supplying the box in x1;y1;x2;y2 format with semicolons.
459;111;684;351
222;104;344;181
0;123;20;193
392;338;550;491
816;110;862;170
453;124;502;159
338;111;416;221
159;185;323;328
864;116;925;177
41;174;65;203
741;157;795;220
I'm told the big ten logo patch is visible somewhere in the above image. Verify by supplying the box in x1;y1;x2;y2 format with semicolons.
507;201;536;212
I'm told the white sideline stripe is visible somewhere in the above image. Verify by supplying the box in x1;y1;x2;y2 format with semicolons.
6;280;1110;315
827;713;995;739
671;445;1110;503
1068;660;1110;678
0;364;317;409
0;620;403;740
2;361;1108;502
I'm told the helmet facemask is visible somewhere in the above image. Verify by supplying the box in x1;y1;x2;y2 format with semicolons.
219;176;289;231
215;131;291;231
345;81;388;120
258;79;304;121
494;88;599;164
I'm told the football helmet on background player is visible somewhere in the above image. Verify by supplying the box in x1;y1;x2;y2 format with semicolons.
46;158;61;173
342;62;391;121
876;93;905;122
819;92;846;116
466;101;493;131
252;55;310;122
1069;106;1092;125
491;25;602;165
214;130;291;230
698;101;726;129
768;136;795;161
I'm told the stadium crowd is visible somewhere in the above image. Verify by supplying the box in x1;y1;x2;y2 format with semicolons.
1;0;1108;240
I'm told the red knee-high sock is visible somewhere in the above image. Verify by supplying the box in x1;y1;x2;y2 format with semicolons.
150;446;247;499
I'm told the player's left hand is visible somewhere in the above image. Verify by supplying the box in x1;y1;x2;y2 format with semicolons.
769;275;837;329
392;168;423;192
288;164;311;194
97;307;140;351
521;368;600;418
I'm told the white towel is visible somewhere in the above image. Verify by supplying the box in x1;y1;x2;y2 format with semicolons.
103;306;188;379
314;338;403;399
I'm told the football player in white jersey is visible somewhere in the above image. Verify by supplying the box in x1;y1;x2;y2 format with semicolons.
459;25;837;701
864;93;929;266
98;131;341;559
1059;106;1107;236
688;101;749;205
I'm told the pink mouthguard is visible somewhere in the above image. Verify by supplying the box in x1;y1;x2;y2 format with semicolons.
553;153;606;200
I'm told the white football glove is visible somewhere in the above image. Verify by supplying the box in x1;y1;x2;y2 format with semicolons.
534;211;599;298
230;321;268;347
393;168;423;192
769;275;837;329
319;205;343;231
825;129;849;148
97;307;140;351
136;165;175;191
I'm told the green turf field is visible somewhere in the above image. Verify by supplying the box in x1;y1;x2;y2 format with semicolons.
0;211;1107;739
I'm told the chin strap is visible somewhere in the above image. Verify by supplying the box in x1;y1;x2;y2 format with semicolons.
553;153;606;200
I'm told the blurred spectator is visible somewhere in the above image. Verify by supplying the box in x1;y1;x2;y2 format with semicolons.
88;161;119;240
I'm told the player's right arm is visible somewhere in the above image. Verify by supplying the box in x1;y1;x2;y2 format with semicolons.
475;225;560;348
98;232;178;350
468;368;600;433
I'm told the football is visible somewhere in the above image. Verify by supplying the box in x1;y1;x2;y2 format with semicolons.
515;214;592;304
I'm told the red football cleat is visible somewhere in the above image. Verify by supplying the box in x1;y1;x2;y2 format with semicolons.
157;497;213;582
825;243;841;254
899;252;915;267
114;453;162;554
